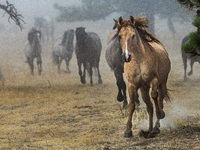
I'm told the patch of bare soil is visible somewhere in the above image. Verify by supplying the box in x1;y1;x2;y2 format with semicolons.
0;23;200;149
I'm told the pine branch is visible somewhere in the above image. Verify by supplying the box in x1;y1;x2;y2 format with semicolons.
0;1;25;30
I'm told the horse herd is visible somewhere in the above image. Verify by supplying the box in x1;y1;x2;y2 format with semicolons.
23;16;197;138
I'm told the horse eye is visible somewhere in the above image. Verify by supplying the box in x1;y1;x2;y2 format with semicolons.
132;35;135;39
118;35;121;40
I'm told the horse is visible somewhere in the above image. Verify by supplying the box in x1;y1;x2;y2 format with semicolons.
34;16;55;42
114;16;171;138
181;35;200;80
53;29;74;73
75;27;102;86
24;28;42;75
105;29;140;108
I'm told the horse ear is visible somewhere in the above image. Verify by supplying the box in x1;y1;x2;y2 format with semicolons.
118;16;123;26
113;19;118;30
130;16;135;24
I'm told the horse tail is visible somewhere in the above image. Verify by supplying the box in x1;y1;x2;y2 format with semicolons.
164;88;171;102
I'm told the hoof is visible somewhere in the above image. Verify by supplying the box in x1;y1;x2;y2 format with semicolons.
157;110;165;119
98;79;103;84
188;71;192;76
123;101;128;109
139;130;156;138
117;94;124;102
81;78;86;84
124;130;132;137
151;127;160;135
139;130;149;138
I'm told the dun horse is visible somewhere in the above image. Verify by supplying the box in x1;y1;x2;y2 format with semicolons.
181;35;200;80
115;16;171;138
24;28;42;75
106;29;140;108
75;27;102;86
53;29;74;73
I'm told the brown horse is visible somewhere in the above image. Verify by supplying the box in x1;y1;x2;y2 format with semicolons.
116;16;171;138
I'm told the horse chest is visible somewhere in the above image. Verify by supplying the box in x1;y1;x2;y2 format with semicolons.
125;62;155;85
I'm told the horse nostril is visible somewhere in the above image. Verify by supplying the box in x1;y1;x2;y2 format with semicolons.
122;53;132;62
127;53;132;62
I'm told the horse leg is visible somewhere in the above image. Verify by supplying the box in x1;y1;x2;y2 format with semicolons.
124;82;137;137
188;59;194;76
114;70;127;108
78;61;85;84
65;58;70;73
149;80;168;137
89;63;93;86
81;62;86;84
37;56;42;75
139;86;154;138
96;63;102;84
182;52;187;80
151;78;165;119
27;58;34;75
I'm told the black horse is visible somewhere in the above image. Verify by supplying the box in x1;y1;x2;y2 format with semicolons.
105;30;140;108
75;27;102;86
182;35;200;80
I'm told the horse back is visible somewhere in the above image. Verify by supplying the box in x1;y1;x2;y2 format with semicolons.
147;42;171;81
105;34;124;71
87;32;102;54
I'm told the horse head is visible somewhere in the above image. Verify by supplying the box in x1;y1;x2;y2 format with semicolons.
117;16;136;63
76;27;86;48
28;28;41;45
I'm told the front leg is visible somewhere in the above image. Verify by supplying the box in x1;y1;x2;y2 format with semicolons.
124;82;137;137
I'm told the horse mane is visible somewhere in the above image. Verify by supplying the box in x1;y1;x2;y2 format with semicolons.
61;31;68;45
117;16;162;45
28;28;41;45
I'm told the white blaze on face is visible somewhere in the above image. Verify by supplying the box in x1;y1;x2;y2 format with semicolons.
37;33;41;43
125;42;129;59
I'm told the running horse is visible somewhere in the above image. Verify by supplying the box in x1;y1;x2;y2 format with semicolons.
53;29;74;73
181;35;200;80
75;27;102;86
24;28;42;75
115;16;171;138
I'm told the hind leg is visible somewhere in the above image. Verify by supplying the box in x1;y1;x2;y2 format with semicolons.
151;78;165;120
182;52;187;80
188;59;194;76
139;86;154;138
65;58;70;73
96;62;102;84
150;80;168;136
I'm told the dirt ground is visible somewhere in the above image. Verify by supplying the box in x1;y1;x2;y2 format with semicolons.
0;18;200;149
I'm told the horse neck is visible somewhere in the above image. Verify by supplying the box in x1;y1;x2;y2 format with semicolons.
130;29;146;56
64;35;74;51
76;35;85;48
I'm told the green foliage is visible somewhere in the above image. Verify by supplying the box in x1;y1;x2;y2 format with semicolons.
177;0;200;56
192;17;200;28
182;31;200;56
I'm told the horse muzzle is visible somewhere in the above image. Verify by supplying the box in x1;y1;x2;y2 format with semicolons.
122;53;132;62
